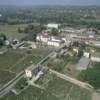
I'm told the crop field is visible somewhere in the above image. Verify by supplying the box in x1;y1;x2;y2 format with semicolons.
0;72;92;100
0;48;51;85
35;72;92;100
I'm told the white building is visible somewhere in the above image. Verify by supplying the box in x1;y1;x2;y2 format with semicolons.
25;65;42;78
36;35;48;43
83;51;90;58
47;40;61;47
91;53;100;62
73;47;79;53
25;68;33;78
36;34;64;48
47;23;59;29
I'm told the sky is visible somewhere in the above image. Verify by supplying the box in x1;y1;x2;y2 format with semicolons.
0;0;100;6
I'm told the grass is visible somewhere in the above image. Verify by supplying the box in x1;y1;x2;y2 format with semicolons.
0;48;51;84
0;70;15;85
46;54;80;73
0;22;41;40
0;73;92;100
1;86;60;100
0;24;28;39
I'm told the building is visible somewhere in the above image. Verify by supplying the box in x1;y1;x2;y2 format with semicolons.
73;47;79;54
25;65;42;78
47;23;59;29
77;57;90;71
91;52;100;62
83;51;90;58
36;34;64;48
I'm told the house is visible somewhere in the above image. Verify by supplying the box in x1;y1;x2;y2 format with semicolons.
25;65;42;78
47;23;59;29
77;57;90;71
83;51;90;58
91;52;100;62
72;47;79;54
36;34;49;43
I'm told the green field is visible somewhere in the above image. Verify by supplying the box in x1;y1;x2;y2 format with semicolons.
1;86;59;100
35;73;92;100
0;24;28;39
0;73;92;100
0;48;51;84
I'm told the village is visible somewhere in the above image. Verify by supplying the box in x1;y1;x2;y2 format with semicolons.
0;22;100;100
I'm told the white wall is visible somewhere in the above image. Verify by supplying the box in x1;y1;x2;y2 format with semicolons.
25;69;32;78
84;52;90;58
47;24;58;29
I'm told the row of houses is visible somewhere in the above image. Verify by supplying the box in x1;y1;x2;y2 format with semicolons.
73;47;100;62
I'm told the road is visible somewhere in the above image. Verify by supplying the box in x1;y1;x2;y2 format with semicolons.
50;69;93;91
0;51;54;98
0;71;24;97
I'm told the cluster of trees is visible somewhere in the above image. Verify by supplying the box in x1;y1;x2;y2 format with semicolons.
78;62;100;89
18;24;46;34
0;6;100;29
51;28;59;36
19;24;46;41
0;34;7;47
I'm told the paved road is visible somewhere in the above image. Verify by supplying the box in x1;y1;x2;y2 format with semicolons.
50;69;93;91
0;51;54;98
0;71;24;97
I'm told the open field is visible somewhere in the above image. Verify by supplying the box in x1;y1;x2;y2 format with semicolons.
0;48;51;85
0;72;92;100
0;24;28;39
0;23;40;39
36;72;92;100
0;86;59;100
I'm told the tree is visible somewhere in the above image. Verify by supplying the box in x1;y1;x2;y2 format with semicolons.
0;34;7;47
18;27;23;33
77;49;83;58
51;28;58;36
78;62;100;89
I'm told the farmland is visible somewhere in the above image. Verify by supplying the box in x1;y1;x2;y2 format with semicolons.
0;48;51;85
0;24;27;39
35;72;92;100
0;23;40;39
0;72;92;100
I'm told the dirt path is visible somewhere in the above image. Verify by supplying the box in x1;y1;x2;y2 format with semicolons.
50;69;93;91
